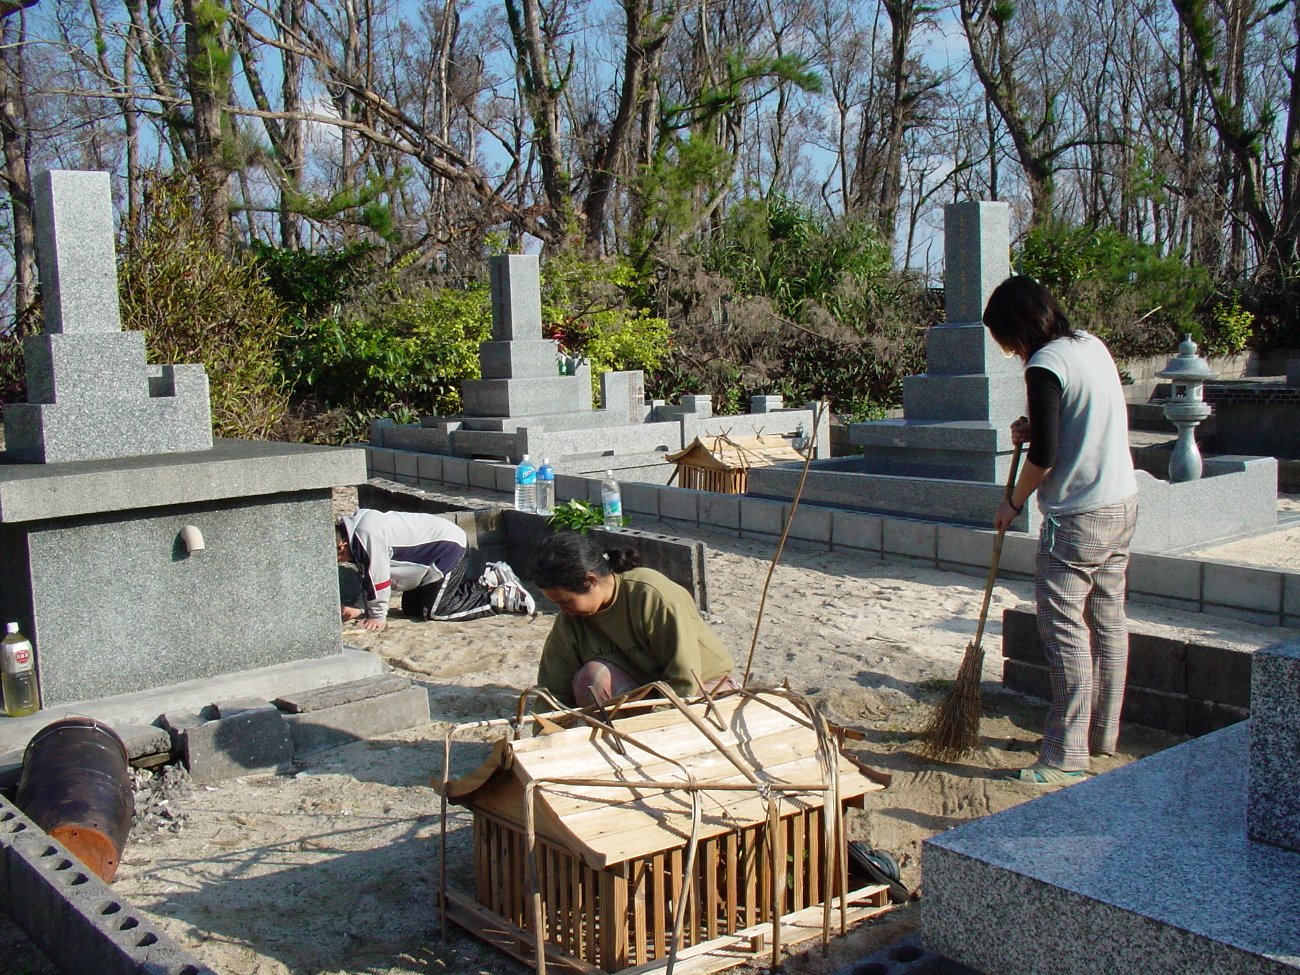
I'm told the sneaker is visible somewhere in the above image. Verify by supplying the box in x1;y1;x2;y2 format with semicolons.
491;580;536;616
480;561;521;591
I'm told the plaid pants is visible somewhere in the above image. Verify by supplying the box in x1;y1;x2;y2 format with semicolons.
1035;495;1138;771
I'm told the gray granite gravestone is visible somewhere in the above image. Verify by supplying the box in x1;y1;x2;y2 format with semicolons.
3;171;212;463
0;169;366;707
746;199;1277;549
372;253;826;473
922;638;1300;974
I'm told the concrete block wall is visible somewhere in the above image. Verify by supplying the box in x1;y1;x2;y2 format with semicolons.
364;445;1300;629
0;793;216;974
1000;605;1253;736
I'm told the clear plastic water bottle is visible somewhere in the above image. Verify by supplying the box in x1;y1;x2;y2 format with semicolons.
1;622;39;717
514;455;537;511
536;457;555;515
601;470;623;530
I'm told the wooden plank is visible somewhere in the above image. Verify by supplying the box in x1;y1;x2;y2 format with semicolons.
631;860;648;966
613;884;895;975
668;847;686;948
473;817;489;906
584;863;599;963
703;838;719;941
742;827;757;930
651;852;666;961
807;809;821;906
791;811;805;911
443;890;606;975
724;832;738;935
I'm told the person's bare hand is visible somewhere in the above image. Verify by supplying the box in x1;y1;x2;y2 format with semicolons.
341;605;363;622
361;618;386;631
1010;415;1030;447
993;498;1019;533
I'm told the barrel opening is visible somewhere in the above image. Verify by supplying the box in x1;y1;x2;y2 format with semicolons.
52;858;73;870
8;821;27;833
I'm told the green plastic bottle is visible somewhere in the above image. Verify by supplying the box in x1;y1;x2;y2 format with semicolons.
2;622;40;717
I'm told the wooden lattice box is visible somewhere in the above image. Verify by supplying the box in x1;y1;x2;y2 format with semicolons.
665;435;807;495
437;690;891;974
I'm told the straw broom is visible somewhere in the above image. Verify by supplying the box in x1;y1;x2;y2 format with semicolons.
917;441;1023;760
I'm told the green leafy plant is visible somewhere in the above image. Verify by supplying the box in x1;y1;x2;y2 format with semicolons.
1203;292;1254;356
547;499;607;532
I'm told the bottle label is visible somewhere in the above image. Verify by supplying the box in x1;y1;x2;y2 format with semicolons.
8;643;33;672
605;498;622;516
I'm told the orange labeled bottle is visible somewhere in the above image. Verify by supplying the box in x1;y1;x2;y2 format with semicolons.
1;622;40;717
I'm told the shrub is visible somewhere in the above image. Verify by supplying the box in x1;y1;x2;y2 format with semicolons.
118;173;290;439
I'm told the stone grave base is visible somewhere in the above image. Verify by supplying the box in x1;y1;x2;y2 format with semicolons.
923;722;1300;975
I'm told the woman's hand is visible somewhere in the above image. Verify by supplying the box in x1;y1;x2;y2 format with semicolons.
993;498;1019;533
1010;415;1031;446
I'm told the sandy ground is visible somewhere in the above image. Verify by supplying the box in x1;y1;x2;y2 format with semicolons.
2;491;1297;975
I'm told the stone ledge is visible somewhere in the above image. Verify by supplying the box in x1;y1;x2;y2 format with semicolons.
0;438;367;522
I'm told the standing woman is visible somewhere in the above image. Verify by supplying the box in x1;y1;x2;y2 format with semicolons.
984;276;1139;785
532;532;737;708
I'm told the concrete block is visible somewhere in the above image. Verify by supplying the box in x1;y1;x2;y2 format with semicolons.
394;450;418;481
554;473;588;503
179;707;293;784
902;373;1027;422
739;496;785;537
368;446;396;475
996;532;1038;578
786;503;833;544
1199;604;1282;627
1285;573;1300;625
936;525;994;573
115;723;173;762
461;376;585;417
659;488;701;525
1127;631;1187;695
831;509;882;553
284;685;431;755
925;322;1022;377
882;519;937;563
1127;552;1202;603
0;793;217;975
468;460;498;491
620;480;659;517
1121;686;1187;735
1202;561;1282;616
274;673;413;713
1001;659;1050;700
416;452;444;483
1186;699;1248;736
699;493;741;531
998;607;1043;665
441;455;469;485
1248;640;1300;852
1186;643;1253;709
494;462;517;495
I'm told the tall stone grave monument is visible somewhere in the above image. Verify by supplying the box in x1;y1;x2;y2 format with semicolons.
0;170;366;707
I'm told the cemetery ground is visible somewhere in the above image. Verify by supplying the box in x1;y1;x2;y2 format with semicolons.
2;493;1298;975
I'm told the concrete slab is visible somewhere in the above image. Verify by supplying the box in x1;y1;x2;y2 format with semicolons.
284;684;431;755
0;647;383;756
923;723;1300;975
176;705;294;784
0;438;366;522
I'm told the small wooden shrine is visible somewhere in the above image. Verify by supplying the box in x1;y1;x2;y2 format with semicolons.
665;434;806;495
436;689;891;975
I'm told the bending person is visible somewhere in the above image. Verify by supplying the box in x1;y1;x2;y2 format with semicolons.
532;532;737;708
338;508;535;630
984;276;1138;786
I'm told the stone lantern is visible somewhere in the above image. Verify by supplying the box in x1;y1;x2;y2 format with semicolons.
1157;334;1216;482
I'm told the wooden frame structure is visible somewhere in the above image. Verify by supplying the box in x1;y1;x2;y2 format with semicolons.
436;686;892;975
665;434;806;495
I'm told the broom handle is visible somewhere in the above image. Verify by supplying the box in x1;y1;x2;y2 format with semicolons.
970;439;1024;652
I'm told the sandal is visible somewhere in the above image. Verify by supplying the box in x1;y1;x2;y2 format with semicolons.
1014;762;1087;786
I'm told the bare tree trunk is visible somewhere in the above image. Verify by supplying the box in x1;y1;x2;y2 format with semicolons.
506;0;570;231
0;10;36;330
182;0;233;244
279;0;304;248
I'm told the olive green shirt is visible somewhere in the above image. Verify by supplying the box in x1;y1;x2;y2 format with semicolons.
537;567;734;706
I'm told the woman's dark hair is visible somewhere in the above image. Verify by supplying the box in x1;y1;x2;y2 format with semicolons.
531;532;641;592
982;275;1074;357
